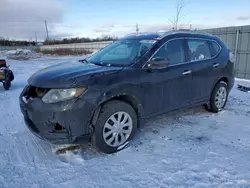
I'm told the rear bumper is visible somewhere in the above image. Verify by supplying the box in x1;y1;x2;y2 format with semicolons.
19;87;96;144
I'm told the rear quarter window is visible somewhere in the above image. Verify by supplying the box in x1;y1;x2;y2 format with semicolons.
209;41;221;57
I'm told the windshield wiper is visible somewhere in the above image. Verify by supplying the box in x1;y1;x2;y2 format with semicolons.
78;59;89;64
92;62;106;66
79;59;107;66
91;62;113;67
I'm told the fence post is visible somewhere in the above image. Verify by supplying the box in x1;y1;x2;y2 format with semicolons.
234;29;240;71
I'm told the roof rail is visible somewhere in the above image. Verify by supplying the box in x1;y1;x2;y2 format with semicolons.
125;32;151;36
124;29;213;39
192;29;214;36
156;29;213;38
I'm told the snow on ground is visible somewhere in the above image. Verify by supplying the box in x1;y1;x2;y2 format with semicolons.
0;54;250;188
5;49;42;60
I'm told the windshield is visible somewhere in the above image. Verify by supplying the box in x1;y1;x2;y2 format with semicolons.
88;39;156;66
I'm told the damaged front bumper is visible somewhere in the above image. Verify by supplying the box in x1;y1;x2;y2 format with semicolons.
19;86;96;144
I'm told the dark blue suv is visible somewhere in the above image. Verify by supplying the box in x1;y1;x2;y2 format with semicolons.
20;31;235;153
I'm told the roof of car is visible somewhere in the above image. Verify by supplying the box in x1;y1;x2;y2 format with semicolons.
123;30;217;41
123;33;163;40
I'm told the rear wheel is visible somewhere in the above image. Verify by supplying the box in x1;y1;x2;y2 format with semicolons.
9;70;14;82
206;81;228;113
3;81;11;90
91;100;137;154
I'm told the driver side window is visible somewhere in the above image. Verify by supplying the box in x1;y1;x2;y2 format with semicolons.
152;39;185;65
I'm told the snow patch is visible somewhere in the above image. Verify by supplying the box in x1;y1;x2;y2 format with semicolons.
162;159;170;164
235;78;250;83
236;179;250;185
6;49;32;55
6;49;42;60
0;175;4;182
57;150;85;164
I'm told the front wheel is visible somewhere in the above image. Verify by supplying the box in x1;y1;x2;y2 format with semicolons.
206;81;228;113
3;70;12;90
91;100;137;154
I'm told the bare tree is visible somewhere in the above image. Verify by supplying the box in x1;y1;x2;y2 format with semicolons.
169;0;189;30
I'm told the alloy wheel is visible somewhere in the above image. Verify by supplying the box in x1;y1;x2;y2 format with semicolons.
215;86;227;109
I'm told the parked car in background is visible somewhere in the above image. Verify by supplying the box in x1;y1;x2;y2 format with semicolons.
19;31;235;153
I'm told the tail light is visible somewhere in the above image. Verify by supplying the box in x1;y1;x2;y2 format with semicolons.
0;59;6;67
229;50;235;63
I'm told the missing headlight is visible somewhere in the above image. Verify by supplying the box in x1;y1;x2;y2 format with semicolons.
35;87;49;98
25;85;50;99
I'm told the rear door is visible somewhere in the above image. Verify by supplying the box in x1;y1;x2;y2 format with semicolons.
186;38;218;102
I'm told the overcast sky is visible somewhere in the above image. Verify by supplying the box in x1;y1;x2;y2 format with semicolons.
0;0;250;41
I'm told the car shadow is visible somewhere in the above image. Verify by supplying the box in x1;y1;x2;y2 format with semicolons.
144;105;210;128
130;105;212;144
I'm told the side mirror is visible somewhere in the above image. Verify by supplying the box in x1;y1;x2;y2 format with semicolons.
148;57;169;69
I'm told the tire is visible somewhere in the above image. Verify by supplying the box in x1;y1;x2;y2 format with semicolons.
3;81;11;90
91;100;138;154
3;70;11;90
206;81;228;113
9;70;14;82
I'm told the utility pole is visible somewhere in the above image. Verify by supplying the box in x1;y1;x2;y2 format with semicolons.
44;20;49;40
35;32;37;43
136;23;139;33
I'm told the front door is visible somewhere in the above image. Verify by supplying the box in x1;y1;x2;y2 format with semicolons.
145;38;193;113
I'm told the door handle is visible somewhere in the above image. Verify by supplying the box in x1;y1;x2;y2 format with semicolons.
213;63;219;68
182;70;192;75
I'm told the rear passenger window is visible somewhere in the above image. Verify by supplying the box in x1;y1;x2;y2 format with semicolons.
153;39;185;65
187;39;211;61
210;41;221;57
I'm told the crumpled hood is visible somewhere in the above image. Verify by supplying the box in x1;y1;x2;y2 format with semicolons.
28;61;123;88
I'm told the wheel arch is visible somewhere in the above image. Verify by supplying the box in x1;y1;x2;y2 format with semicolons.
91;94;143;129
211;76;229;93
217;77;229;85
